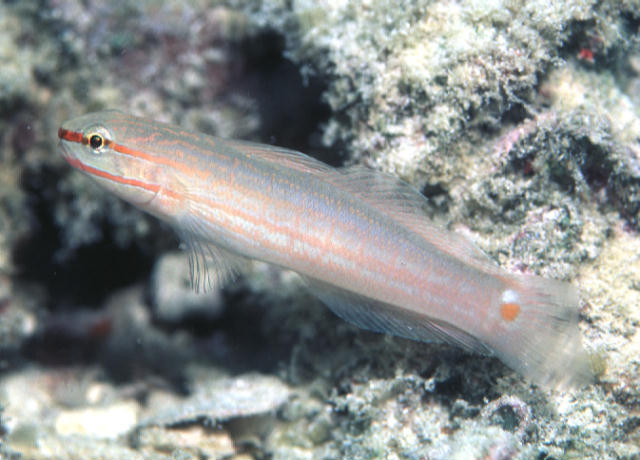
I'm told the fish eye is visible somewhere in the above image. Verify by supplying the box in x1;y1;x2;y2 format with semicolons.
87;133;105;151
83;126;112;154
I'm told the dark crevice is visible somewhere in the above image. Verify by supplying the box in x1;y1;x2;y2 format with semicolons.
13;164;156;308
233;29;339;165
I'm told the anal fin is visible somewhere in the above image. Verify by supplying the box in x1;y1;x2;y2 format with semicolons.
305;278;491;355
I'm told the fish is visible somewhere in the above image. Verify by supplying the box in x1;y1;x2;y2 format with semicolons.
58;110;593;389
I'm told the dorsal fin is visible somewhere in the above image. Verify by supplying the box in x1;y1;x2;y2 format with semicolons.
225;139;334;176
330;165;499;272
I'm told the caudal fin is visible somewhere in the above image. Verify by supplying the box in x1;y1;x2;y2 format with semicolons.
490;275;594;390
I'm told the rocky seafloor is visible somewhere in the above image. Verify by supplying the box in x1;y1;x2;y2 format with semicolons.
0;0;638;459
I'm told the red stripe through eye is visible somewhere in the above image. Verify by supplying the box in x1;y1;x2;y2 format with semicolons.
58;128;86;144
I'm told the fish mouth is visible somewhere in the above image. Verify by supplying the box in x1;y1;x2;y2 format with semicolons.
57;137;77;164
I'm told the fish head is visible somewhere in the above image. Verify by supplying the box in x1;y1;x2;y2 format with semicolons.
58;110;163;208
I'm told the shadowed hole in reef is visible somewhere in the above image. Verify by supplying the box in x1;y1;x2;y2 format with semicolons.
13;164;158;308
195;285;295;374
422;182;450;213
233;29;338;165
493;405;521;431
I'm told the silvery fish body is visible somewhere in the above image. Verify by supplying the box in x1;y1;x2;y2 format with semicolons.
58;110;593;389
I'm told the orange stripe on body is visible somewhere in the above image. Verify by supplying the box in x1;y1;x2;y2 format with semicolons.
184;181;432;301
64;156;162;195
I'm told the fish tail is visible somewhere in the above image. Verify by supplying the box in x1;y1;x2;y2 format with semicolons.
489;275;594;389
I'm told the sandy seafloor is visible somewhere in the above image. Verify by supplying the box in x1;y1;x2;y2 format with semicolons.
0;0;639;459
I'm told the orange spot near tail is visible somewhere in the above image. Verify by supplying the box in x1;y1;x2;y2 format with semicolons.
501;302;520;322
